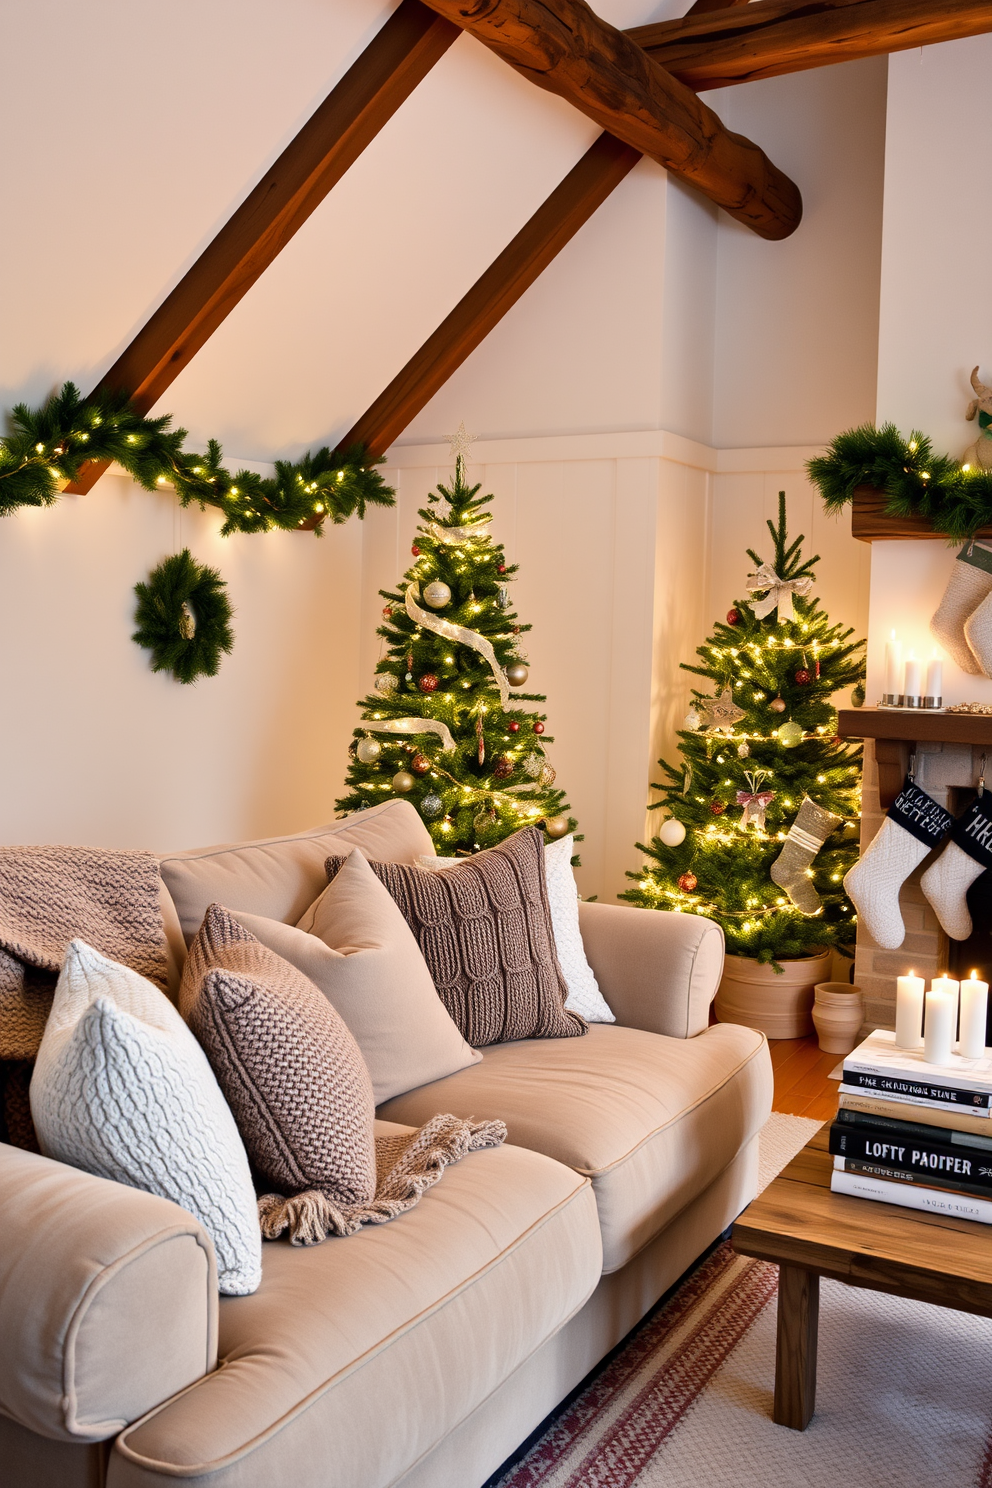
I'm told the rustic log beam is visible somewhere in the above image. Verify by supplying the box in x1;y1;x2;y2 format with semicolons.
65;0;459;495
685;0;751;14
628;0;992;92
300;131;640;520
415;0;802;241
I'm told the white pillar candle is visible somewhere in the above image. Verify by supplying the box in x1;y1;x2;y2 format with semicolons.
960;972;989;1059
895;973;926;1049
931;975;960;1031
924;989;956;1066
926;652;943;702
884;631;902;697
903;652;921;701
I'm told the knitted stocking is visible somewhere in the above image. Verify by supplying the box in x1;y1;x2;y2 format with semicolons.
965;590;992;678
770;797;843;915
921;793;992;940
843;778;952;950
930;542;992;676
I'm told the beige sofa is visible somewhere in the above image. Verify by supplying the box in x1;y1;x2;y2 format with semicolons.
0;800;772;1488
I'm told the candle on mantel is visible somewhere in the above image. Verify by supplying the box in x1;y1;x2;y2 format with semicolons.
959;970;989;1059
924;987;956;1066
903;652;922;704
926;650;943;706
931;974;960;1028
895;972;926;1049
884;630;902;700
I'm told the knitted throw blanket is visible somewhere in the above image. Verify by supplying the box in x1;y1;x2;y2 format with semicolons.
0;845;167;1148
258;1114;508;1245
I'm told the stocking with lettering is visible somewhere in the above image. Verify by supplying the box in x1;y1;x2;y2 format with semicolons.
844;778;952;950
921;793;992;941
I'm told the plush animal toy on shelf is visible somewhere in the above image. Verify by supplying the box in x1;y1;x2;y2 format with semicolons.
963;366;992;470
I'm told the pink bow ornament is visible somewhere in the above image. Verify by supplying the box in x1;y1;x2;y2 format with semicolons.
737;788;775;831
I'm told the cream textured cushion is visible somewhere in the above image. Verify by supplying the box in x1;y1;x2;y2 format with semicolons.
181;905;377;1209
159;799;435;945
418;834;614;1024
29;940;262;1296
228;851;480;1105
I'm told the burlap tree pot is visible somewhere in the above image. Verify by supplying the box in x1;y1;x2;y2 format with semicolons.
714;949;832;1039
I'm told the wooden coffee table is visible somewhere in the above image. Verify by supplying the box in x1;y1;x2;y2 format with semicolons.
732;1122;992;1430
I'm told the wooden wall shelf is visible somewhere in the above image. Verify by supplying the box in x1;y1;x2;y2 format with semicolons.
837;708;992;808
851;485;992;543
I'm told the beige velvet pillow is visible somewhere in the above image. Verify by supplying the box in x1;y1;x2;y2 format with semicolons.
229;852;480;1104
180;905;376;1208
325;828;586;1048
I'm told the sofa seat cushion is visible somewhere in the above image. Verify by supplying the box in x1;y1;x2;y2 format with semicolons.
113;1127;600;1488
378;1023;771;1273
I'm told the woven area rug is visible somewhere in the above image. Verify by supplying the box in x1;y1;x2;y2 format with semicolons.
493;1112;992;1488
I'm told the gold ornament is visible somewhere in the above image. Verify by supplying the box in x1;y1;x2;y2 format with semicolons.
391;770;416;793
697;688;746;735
543;815;570;839
505;662;529;688
178;601;196;640
422;580;452;609
778;721;804;749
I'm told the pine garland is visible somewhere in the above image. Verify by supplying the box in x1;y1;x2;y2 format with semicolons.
807;422;992;540
0;382;394;535
133;549;234;684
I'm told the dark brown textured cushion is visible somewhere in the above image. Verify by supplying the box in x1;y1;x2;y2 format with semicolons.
180;904;376;1206
324;828;586;1048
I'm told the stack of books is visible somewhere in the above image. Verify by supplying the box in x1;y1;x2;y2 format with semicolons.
831;1028;992;1224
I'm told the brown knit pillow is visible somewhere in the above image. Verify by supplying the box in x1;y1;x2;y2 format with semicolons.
324;828;585;1048
180;904;376;1207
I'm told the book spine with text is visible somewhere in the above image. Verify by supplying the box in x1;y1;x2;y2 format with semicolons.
840;1067;992;1108
835;1105;992;1153
838;1091;992;1136
830;1168;992;1224
838;1083;992;1118
833;1155;992;1200
829;1120;992;1175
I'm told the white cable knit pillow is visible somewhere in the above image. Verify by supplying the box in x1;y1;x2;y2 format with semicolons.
30;939;262;1295
418;834;614;1023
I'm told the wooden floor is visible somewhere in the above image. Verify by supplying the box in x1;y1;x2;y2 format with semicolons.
770;1034;840;1122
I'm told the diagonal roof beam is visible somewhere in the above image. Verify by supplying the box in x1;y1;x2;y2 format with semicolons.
66;0;459;495
629;0;992;91
415;0;802;241
685;0;751;12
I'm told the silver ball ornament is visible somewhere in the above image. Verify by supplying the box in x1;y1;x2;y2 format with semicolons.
543;815;570;839
421;793;444;819
374;672;398;695
423;580;452;609
737;741;750;759
505;663;529;688
658;818;686;848
683;708;701;730
392;770;416;793
356;737;382;764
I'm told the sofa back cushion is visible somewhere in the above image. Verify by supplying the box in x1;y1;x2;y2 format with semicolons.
325;828;586;1048
181;905;377;1207
160;800;434;945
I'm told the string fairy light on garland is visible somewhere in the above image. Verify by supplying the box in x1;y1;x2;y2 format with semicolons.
0;382;393;534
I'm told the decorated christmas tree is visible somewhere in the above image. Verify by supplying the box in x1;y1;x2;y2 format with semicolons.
621;494;865;967
336;436;576;852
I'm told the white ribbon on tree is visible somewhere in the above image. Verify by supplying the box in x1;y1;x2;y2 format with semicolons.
406;583;510;708
745;563;813;622
363;717;456;752
426;517;491;545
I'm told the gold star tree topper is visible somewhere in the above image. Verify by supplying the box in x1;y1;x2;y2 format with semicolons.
698;687;746;735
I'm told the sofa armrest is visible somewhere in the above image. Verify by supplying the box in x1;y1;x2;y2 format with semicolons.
0;1144;218;1444
578;902;724;1039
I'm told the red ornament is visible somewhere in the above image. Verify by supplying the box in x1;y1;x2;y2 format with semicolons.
795;669;811;686
815;659;821;678
709;801;726;815
677;872;698;893
726;608;740;626
533;721;545;735
418;674;439;693
410;753;431;775
508;721;520;733
497;564;506;575
411;544;420;556
382;605;393;619
493;757;514;781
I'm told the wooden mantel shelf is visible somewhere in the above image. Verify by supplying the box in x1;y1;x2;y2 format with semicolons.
838;707;992;808
851;486;992;543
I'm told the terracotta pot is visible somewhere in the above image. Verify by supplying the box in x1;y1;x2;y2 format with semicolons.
715;950;832;1039
811;981;865;1055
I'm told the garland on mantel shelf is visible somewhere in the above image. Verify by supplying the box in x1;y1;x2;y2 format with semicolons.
0;382;394;535
807;422;992;541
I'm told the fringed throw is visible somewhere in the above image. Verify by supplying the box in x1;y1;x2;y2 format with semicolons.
258;1113;507;1246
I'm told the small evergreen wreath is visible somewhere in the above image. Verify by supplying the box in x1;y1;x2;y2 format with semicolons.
133;549;234;684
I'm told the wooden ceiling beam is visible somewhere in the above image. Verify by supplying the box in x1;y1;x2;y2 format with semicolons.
685;0;751;14
628;0;992;91
65;0;459;495
415;0;802;241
